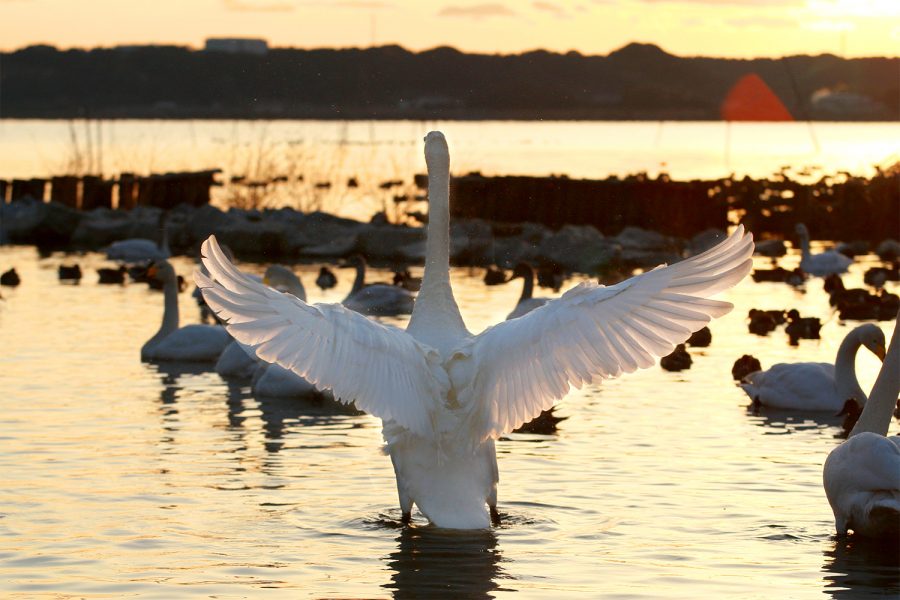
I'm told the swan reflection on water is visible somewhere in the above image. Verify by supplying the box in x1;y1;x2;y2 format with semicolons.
383;526;510;598
746;406;853;438
822;536;900;599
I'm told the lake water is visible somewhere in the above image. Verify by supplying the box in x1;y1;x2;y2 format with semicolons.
1;241;898;598
2;120;899;218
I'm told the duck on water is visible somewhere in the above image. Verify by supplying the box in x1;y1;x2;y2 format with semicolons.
197;131;755;529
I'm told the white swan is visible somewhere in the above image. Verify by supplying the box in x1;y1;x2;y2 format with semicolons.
216;264;307;379
141;260;230;362
343;255;414;316
796;223;852;276
740;324;886;412
107;214;171;262
252;363;323;398
196;131;754;529
505;262;550;320
263;264;306;300
823;312;900;537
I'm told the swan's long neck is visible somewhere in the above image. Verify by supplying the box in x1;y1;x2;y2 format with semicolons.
834;329;868;406
148;272;180;347
797;228;811;260
350;261;366;296
850;318;900;437
519;267;535;302
407;133;468;348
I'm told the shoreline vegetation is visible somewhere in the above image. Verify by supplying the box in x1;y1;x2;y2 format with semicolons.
2;166;897;275
1;43;897;121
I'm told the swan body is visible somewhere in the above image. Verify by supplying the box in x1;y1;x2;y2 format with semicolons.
505;262;550;320
824;313;900;537
252;363;322;398
343;256;414;316
796;223;852;276
141;260;230;362
215;340;258;379
197;131;754;529
740;324;885;411
107;238;169;262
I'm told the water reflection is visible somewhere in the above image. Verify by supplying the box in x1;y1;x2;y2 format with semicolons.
151;362;212;407
383;526;510;599
746;406;849;437
822;536;900;599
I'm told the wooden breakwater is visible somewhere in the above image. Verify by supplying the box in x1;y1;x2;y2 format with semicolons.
1;171;219;210
443;170;900;241
4;168;898;242
446;174;727;238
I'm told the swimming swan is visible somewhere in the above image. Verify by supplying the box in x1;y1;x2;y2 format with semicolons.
740;324;886;412
342;255;414;316
196;131;754;529
823;312;900;537
141;260;231;362
505;262;550;320
796;223;852;276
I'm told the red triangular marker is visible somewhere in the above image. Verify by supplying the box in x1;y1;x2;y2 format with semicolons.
721;73;793;121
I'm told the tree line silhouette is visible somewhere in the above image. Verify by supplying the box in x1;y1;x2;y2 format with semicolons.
1;42;897;120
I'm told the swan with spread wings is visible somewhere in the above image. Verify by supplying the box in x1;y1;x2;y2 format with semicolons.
196;131;754;529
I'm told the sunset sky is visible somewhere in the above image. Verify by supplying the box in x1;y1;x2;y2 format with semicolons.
0;0;898;58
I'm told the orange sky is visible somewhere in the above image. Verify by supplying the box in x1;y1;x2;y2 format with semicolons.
0;0;898;57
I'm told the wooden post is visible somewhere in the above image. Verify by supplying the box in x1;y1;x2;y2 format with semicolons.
50;176;79;208
81;176;113;210
118;173;137;210
11;178;46;202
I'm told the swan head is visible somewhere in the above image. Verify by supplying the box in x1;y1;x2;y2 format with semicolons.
855;323;887;361
794;223;809;237
509;262;535;281
424;131;449;174
341;254;367;268
147;259;176;283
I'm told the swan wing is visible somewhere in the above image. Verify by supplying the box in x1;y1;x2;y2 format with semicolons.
464;225;754;439
195;235;449;438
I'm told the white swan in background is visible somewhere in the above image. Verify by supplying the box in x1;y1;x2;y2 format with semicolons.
141;260;230;362
196;131;754;529
263;264;306;300
107;213;171;263
740;324;886;412
505;262;550;320
251;363;323;398
795;223;852;276
342;255;414;316
216;264;307;379
824;311;900;537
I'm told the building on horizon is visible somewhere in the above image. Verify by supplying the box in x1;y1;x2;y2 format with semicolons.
203;38;268;55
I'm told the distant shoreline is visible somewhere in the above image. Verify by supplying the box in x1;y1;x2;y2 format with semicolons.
3;43;897;122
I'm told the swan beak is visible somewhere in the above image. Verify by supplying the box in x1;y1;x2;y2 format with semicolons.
875;344;886;361
147;265;158;278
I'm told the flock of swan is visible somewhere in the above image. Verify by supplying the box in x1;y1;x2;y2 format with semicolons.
4;132;897;537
